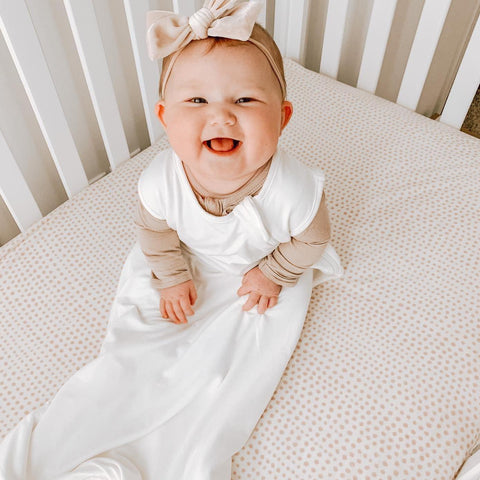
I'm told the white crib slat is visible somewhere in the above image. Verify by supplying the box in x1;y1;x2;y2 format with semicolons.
357;0;397;93
64;0;130;170
0;0;88;198
172;0;198;16
273;0;289;56
439;14;480;129
396;0;452;110
257;1;267;29
0;130;42;232
320;0;349;79
124;0;163;144
285;0;308;62
273;0;308;62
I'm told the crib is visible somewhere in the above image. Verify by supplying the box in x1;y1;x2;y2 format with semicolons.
1;0;480;478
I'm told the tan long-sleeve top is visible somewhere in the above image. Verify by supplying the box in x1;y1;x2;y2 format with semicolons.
135;159;331;290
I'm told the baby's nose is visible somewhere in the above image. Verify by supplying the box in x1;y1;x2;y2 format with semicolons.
208;105;236;126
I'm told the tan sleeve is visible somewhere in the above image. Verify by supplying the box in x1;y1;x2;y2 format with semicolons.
135;198;192;290
258;192;331;287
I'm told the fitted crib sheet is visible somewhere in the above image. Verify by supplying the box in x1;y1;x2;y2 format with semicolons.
1;59;479;479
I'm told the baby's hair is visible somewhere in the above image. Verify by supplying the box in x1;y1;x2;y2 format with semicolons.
159;23;286;99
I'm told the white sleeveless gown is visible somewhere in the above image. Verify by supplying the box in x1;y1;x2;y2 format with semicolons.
0;149;342;480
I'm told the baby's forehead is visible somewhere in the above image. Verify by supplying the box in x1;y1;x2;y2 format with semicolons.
176;40;278;81
181;39;263;64
162;37;286;99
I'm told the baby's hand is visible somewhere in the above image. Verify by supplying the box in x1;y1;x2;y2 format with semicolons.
160;280;197;324
237;266;282;314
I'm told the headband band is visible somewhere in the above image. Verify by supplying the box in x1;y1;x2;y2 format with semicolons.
146;0;286;99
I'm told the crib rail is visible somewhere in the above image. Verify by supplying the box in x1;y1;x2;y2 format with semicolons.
0;0;89;199
64;0;131;171
440;11;480;127
0;0;479;244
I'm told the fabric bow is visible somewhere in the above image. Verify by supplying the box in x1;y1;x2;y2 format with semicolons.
146;0;263;60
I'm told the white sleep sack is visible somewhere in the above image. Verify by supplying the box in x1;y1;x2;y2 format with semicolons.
0;148;342;480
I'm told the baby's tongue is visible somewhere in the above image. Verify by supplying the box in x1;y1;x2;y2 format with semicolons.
210;138;234;152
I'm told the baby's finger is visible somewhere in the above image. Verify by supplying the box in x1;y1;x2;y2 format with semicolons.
257;295;269;314
172;301;188;324
160;298;168;319
165;301;182;324
180;296;194;317
189;287;197;305
268;296;278;309
237;284;250;297
243;292;260;311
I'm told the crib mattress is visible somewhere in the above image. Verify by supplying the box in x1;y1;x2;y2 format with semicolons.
1;59;479;479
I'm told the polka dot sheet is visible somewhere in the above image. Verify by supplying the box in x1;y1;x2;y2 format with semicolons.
1;59;479;479
0;136;169;438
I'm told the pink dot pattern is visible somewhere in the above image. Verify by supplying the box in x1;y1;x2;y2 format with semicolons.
0;136;169;437
231;60;480;479
1;60;480;479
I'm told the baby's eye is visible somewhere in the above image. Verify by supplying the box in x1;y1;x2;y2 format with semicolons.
189;97;207;104
236;97;253;104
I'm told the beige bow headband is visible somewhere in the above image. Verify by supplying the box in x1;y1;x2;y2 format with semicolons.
146;0;286;99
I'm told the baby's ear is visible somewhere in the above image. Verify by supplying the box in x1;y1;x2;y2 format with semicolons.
155;101;167;127
280;101;293;132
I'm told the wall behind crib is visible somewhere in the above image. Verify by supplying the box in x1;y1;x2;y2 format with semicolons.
1;0;479;245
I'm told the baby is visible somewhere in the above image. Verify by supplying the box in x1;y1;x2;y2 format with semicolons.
137;1;333;325
0;3;342;477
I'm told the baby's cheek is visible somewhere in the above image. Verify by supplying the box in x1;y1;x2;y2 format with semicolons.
166;124;200;155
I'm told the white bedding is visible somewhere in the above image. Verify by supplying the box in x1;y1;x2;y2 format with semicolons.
1;59;479;479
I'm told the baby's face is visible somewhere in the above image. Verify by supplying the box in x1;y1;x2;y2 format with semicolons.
157;40;292;191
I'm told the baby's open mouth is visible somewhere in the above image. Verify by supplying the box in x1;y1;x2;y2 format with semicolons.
204;138;241;154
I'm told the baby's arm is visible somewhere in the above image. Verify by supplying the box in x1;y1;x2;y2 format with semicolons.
238;193;331;313
259;192;331;286
135;198;197;324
